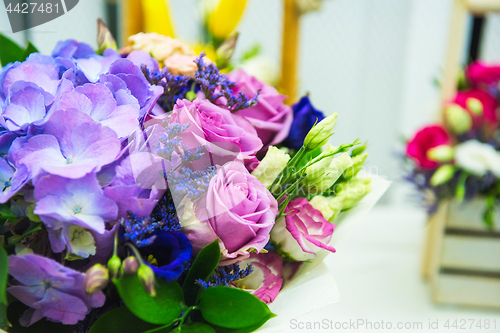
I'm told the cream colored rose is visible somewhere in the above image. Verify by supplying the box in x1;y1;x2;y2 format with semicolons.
128;32;195;62
164;54;199;78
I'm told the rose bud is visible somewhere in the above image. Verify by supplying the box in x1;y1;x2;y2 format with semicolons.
122;256;139;275
426;145;454;163
445;104;472;134
107;255;121;279
84;264;109;295
430;165;456;186
138;264;156;297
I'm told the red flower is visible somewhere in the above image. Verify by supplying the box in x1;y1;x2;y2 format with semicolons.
453;89;499;127
406;125;451;169
466;61;500;86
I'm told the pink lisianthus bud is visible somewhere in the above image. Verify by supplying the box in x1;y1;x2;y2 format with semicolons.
122;256;139;275
84;264;109;295
138;265;156;297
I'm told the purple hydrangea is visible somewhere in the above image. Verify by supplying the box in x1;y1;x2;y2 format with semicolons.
7;254;105;326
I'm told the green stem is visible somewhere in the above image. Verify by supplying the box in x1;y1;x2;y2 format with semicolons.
124;243;146;266
269;146;307;196
179;306;198;327
8;225;42;245
113;229;119;256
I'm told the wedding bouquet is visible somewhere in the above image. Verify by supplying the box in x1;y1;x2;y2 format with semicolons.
405;61;500;228
0;23;378;333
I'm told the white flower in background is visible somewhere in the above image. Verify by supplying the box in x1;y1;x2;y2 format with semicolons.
455;140;500;177
251;146;290;188
239;56;279;86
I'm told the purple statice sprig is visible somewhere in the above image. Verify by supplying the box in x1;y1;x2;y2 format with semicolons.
142;66;191;111
166;166;217;199
194;53;260;112
196;263;254;289
156;121;191;160
156;120;205;164
122;192;181;247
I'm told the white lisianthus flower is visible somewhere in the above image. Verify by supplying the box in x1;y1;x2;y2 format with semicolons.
455;140;500;177
251;146;290;188
309;195;334;220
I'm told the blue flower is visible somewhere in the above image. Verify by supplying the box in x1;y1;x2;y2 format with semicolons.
142;231;192;282
282;96;325;150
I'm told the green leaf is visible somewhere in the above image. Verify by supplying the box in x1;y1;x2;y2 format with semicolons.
455;172;468;203
198;287;275;329
6;302;73;333
114;274;184;325
171;322;216;333
207;322;269;333
483;196;495;230
89;306;166;333
182;239;220;306
241;44;261;62
0;204;16;229
0;34;25;66
22;42;39;60
0;246;8;329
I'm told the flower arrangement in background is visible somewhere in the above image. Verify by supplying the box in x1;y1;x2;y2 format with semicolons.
0;21;376;333
405;61;500;228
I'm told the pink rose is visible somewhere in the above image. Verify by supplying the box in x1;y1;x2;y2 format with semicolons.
228;69;293;154
406;125;451;169
197;161;278;262
270;198;335;261
168;99;263;169
234;252;283;304
453;89;499;127
466;61;500;86
164;54;198;78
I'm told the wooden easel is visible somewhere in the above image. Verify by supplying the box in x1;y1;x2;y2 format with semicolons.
422;0;500;307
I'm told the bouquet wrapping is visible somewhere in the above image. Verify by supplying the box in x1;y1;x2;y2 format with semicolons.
0;26;388;333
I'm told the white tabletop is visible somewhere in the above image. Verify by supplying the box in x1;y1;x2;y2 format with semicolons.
286;205;500;333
